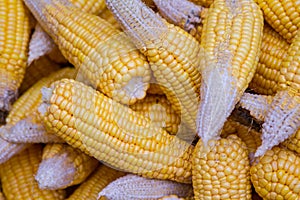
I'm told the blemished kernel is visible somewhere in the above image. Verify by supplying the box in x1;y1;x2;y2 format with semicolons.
251;147;300;200
192;135;251;200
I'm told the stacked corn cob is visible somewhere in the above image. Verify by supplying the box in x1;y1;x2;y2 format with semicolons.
0;0;299;199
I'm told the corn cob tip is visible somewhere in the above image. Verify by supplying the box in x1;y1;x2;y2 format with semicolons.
0;116;63;143
0;88;18;124
254;90;300;158
197;65;238;145
153;0;202;33
0;137;29;164
35;153;76;190
38;86;53;116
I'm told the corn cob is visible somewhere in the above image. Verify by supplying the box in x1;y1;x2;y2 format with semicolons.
0;144;66;200
254;0;300;43
66;165;126;200
106;0;202;136
249;24;289;95
40;79;193;183
250;147;300;200
36;143;99;190
282;129;300;155
0;68;75;163
189;0;214;7
221;118;262;162
129;94;181;135
24;0;151;105
192;134;252;200
196;0;264;145
255;27;300;157
0;0;31;123
20;56;61;94
98;174;193;200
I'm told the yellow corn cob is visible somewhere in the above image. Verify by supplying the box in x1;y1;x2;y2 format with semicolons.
98;174;193;199
254;0;300;43
255;27;300;157
97;7;122;30
36;143;99;190
130;94;181;135
249;24;289;95
250;147;300;200
70;0;105;14
0;144;66;200
106;0;202;136
24;0;151;105
221;118;262;162
19;56;61;95
40;79;193;183
189;0;214;7
66;165;126;200
196;0;264;145
0;0;31;122
0;68;75;163
192;135;252;200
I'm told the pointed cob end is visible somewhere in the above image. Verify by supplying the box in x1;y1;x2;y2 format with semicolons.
35;153;76;190
196;63;239;146
0;85;18;124
254;90;300;157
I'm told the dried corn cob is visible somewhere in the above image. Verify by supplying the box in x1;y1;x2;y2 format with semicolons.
98;174;193;200
254;0;300;43
249;24;289;95
250;147;300;200
221;118;262;162
255;27;300;157
0;68;75;163
130;94;181;135
39;79;193;183
36;143;99;190
106;0;202;136
0;0;31;122
0;144;66;200
192;135;252;200
66;165;126;200
24;0;151;105
282;129;300;154
196;0;264;145
189;0;214;7
20;56;60;94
